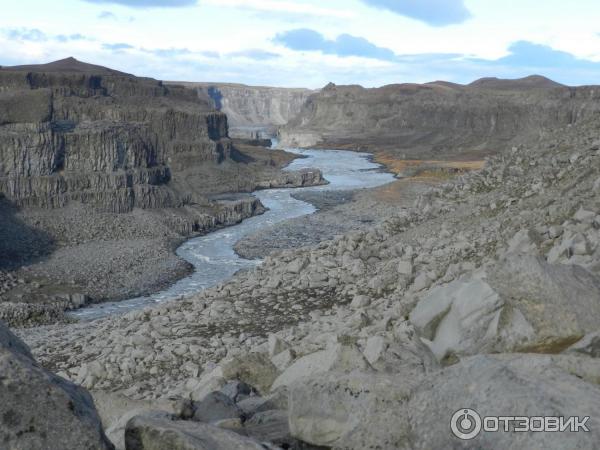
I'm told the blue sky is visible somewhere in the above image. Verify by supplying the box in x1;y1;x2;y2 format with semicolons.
1;0;600;87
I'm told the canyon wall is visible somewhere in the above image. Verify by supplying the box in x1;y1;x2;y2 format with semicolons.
173;82;314;136
0;58;234;213
280;76;600;158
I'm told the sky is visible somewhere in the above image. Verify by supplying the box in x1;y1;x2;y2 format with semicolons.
1;0;600;88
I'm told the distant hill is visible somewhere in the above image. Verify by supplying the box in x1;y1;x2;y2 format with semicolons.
0;57;132;76
278;74;600;159
468;75;565;90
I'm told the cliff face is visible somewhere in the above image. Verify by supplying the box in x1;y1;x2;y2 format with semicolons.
280;76;600;158
173;82;315;135
0;58;230;212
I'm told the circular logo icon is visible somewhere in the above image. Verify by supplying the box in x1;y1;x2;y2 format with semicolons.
451;408;482;440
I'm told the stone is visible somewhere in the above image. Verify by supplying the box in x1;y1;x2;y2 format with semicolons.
0;320;113;450
270;348;296;371
92;392;195;450
0;319;32;358
125;412;265;450
505;228;539;255
288;371;414;449
349;294;371;308
411;255;600;358
243;409;299;448
412;272;432;291
271;343;372;390
220;353;280;395
188;366;227;402
410;270;503;360
565;331;600;358
192;392;244;423
219;381;256;403
397;260;413;276
489;254;600;352
408;354;600;450
574;208;596;223
267;334;290;357
362;329;438;375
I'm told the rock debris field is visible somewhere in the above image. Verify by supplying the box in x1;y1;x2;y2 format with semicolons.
7;114;600;449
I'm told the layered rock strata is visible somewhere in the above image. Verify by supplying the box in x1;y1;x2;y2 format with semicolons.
280;76;600;160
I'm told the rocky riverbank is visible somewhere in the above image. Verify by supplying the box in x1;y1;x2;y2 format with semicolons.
0;58;330;327
0;143;326;327
14;110;600;448
234;181;433;259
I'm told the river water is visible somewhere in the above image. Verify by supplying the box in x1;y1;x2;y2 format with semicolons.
71;146;395;320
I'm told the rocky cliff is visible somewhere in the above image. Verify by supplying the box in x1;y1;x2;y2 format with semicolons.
172;82;314;137
280;76;600;158
0;58;326;311
0;57;233;213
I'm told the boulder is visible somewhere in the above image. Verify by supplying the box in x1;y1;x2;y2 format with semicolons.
271;343;372;390
565;331;600;358
125;412;265;450
408;354;600;450
92;391;194;450
220;353;279;394
410;255;600;359
191;392;244;423
219;380;256;403
489;254;600;352
289;354;600;449
0;320;113;450
410;269;503;360
288;371;414;448
243;410;299;448
363;326;438;375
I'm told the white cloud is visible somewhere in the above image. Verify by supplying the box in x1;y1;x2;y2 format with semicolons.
204;0;356;19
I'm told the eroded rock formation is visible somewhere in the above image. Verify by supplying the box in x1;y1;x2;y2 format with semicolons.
280;76;600;159
173;82;315;136
0;57;232;212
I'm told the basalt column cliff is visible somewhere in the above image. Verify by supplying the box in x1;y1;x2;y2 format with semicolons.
0;57;236;212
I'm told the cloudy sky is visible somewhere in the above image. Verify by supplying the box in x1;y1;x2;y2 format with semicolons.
2;0;600;87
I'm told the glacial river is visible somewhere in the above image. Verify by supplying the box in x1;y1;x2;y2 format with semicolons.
71;145;395;320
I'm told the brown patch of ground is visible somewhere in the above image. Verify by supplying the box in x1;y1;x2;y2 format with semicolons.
374;152;485;178
369;179;436;204
368;152;485;205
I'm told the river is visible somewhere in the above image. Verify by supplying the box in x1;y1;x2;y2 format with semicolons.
71;146;395;320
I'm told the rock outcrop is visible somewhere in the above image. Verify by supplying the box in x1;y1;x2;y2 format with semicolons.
0;57;232;212
173;82;314;137
280;76;600;159
0;319;113;449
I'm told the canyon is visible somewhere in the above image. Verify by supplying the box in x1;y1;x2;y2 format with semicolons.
0;58;324;325
2;58;600;450
172;81;314;138
280;76;600;160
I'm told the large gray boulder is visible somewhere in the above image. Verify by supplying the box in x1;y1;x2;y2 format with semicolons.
288;354;600;449
0;320;114;450
409;269;503;360
410;255;600;359
408;354;600;450
191;391;244;423
125;412;266;450
489;254;600;352
288;371;415;449
271;343;372;390
92;391;194;450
